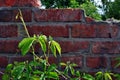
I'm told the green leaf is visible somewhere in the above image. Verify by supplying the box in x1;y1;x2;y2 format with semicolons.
60;62;67;66
52;41;61;56
82;73;95;80
2;74;10;80
38;35;47;53
12;65;25;79
47;72;59;79
6;64;13;72
47;64;57;72
49;41;57;57
69;66;75;75
18;37;35;55
40;73;45;80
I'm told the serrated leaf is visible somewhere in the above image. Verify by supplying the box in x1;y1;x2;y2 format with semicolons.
60;62;67;66
6;64;13;72
18;37;35;55
52;41;61;56
12;65;25;79
49;41;57;57
47;72;59;79
47;64;57;72
38;35;47;53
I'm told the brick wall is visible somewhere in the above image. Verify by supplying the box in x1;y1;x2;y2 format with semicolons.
0;0;120;78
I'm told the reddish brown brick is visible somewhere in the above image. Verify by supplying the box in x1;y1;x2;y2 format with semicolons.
0;25;18;38
85;17;95;23
59;41;89;53
92;42;120;54
0;0;41;7
48;56;58;64
61;55;83;67
0;9;32;22
71;24;96;38
0;40;19;53
28;25;69;37
13;9;32;22
86;57;107;68
0;56;8;68
34;9;84;22
9;55;33;63
0;10;12;22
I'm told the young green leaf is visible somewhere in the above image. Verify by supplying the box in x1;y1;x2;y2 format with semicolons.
18;37;35;55
52;41;61;56
38;35;47;53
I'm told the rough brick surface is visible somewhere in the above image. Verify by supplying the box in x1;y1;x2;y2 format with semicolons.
9;56;33;63
0;0;41;7
34;9;84;22
86;57;107;68
59;41;89;53
71;24;96;38
28;25;69;37
0;9;32;22
0;25;18;38
0;56;8;68
0;40;19;53
92;42;120;54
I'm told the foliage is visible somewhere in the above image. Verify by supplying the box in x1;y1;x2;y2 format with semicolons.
80;0;101;20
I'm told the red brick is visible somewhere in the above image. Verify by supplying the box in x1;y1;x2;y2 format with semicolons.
9;55;33;63
0;25;18;38
60;41;89;53
92;42;120;54
0;9;32;22
86;57;107;68
0;0;41;7
0;10;12;22
71;24;96;38
28;25;69;37
48;57;58;64
85;17;95;23
13;9;32;22
0;56;8;68
96;24;118;38
61;56;83;67
34;9;84;22
0;40;19;53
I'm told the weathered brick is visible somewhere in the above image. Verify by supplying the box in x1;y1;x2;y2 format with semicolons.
28;25;69;37
0;25;18;38
9;55;33;63
59;41;89;53
61;55;83;67
34;9;84;22
0;0;41;7
13;9;32;22
86;57;107;68
71;24;96;38
96;24;118;38
85;17;95;23
0;40;19;53
0;56;8;68
0;9;32;22
92;42;120;54
48;56;58;64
